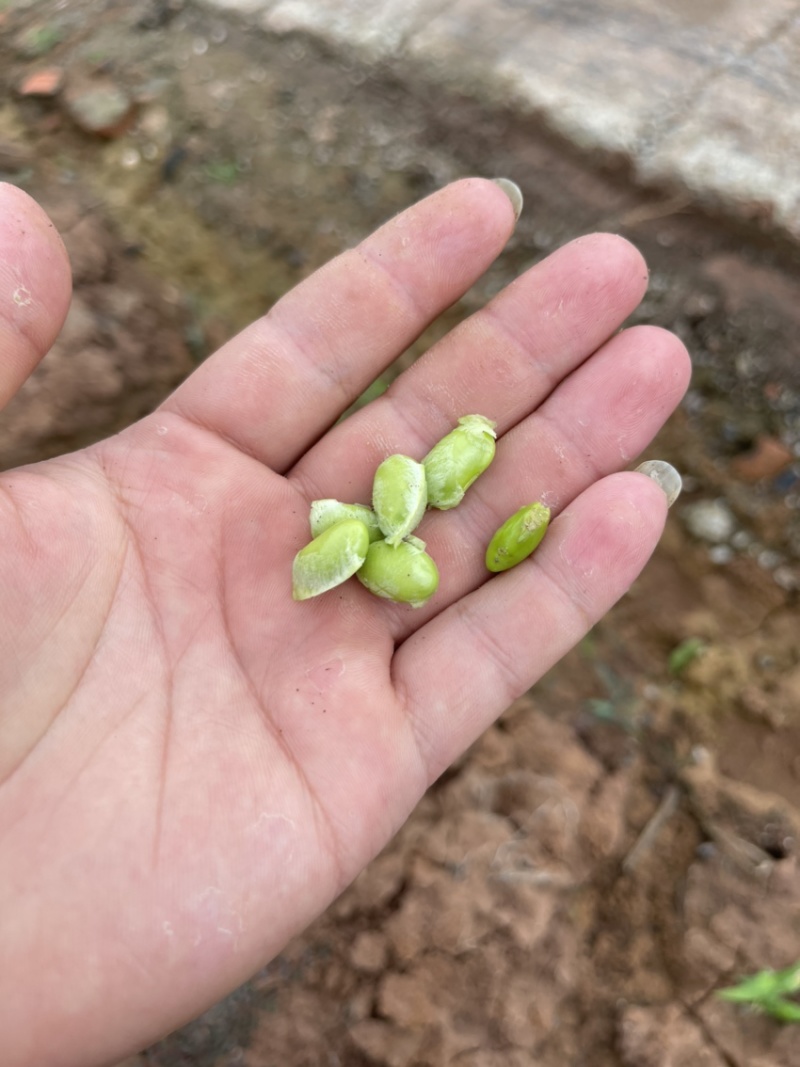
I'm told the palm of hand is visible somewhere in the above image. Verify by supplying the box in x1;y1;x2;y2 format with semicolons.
0;179;689;1067
3;423;413;1057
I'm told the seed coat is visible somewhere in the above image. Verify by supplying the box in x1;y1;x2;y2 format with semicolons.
309;499;383;542
292;519;370;600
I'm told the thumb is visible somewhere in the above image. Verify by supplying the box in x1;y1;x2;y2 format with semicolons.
0;183;72;413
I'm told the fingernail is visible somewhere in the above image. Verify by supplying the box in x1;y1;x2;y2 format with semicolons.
492;178;523;222
635;460;682;508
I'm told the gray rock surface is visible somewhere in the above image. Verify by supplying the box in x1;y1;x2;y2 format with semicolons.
200;0;800;240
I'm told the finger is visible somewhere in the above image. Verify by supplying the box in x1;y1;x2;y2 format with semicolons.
162;178;518;470
334;321;688;640
394;472;668;780
399;323;690;618
0;183;72;412
290;232;649;500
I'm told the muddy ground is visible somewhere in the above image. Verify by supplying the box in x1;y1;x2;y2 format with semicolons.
2;1;800;1065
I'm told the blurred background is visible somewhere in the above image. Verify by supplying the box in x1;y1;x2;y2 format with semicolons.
2;0;799;1063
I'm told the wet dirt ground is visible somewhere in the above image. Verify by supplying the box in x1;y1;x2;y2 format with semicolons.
2;1;800;1064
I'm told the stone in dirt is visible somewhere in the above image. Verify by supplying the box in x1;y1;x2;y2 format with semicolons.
682;499;736;544
62;79;136;137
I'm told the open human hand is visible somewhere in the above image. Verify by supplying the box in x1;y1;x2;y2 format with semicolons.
0;178;689;1066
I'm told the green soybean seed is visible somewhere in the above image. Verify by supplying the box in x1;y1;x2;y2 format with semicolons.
485;502;550;573
423;414;497;510
372;453;428;546
292;519;370;601
357;537;440;608
309;499;383;542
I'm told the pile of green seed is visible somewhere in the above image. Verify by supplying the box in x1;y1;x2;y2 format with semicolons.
292;415;551;607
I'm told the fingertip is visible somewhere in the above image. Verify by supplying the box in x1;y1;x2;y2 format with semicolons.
634;460;683;508
612;233;650;302
0;181;71;266
0;183;73;409
491;178;523;222
0;182;72;319
607;469;672;555
576;231;649;293
425;176;520;245
547;470;668;605
598;467;672;525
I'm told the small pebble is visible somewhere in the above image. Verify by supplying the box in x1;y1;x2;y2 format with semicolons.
708;544;733;565
757;549;784;571
773;566;799;591
63;82;135;137
682;499;736;543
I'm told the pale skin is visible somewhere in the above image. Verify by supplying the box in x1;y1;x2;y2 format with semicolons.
0;178;690;1066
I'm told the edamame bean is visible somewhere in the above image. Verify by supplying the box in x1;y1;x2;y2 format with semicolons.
292;519;370;600
485;502;550;572
357;536;439;607
372;454;427;546
423;414;497;510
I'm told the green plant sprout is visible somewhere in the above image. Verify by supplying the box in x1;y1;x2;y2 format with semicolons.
717;961;800;1023
203;161;241;185
19;23;63;56
668;636;706;676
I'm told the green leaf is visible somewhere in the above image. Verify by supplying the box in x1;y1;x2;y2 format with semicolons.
718;962;800;1024
668;637;705;676
203;161;241;185
763;998;800;1023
